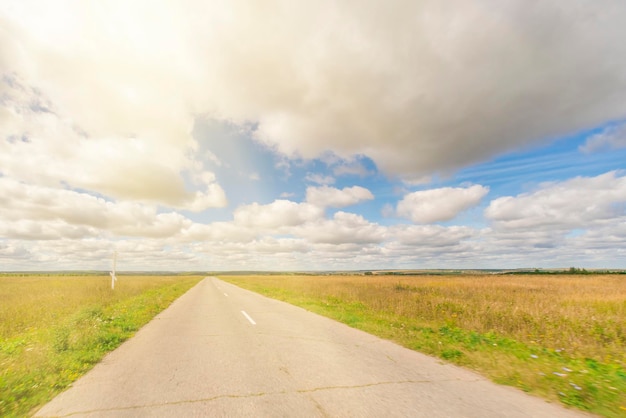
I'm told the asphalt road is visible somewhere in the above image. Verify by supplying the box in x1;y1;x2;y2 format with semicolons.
36;277;591;417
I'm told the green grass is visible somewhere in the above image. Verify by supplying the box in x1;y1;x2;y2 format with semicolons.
221;274;626;418
0;274;203;417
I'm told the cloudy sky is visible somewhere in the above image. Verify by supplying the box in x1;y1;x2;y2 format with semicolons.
2;0;626;271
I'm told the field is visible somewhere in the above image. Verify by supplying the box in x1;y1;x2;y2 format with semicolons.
221;274;626;417
0;274;203;417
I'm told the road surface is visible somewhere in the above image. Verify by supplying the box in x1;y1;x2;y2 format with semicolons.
36;277;591;417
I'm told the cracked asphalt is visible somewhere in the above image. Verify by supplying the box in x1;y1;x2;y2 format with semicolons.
35;277;591;417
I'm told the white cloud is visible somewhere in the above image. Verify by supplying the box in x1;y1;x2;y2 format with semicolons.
0;220;97;241
580;123;626;153
374;225;479;267
381;203;395;218
305;173;335;185
306;185;374;208
0;177;193;239
401;176;433;187
390;224;475;247
293;212;386;245
0;75;226;211
3;1;625;184
235;238;309;255
485;171;626;230
182;222;257;243
206;1;626;179
397;185;489;223
233;200;323;229
204;150;224;167
332;160;371;178
0;242;31;262
0;5;228;212
184;183;228;212
2;1;626;271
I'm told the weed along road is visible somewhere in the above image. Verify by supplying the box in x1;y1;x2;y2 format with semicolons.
36;277;590;417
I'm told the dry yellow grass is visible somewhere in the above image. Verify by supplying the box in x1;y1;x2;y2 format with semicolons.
0;275;176;339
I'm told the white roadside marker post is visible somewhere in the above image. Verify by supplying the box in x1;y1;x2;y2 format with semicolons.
110;251;118;290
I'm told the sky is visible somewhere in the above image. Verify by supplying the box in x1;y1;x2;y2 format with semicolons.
2;0;626;271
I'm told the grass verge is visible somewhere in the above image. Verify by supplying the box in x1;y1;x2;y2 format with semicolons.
0;274;202;417
221;274;626;418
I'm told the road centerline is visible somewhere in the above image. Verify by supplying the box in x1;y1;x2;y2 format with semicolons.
241;310;256;325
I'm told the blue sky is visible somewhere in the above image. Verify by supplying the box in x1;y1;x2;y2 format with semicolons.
1;1;626;271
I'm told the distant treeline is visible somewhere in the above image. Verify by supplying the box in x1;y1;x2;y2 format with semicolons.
503;268;626;275
0;271;208;277
2;269;625;278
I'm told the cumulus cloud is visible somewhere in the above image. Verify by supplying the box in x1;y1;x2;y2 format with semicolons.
397;185;489;223
0;242;31;262
203;1;626;179
390;224;475;247
0;177;193;239
230;238;309;255
293;212;386;244
331;160;372;178
579;123;626;153
0;5;226;211
305;173;335;185
0;74;226;211
306;185;374;208
3;1;625;184
233;200;323;229
3;1;626;271
485;171;626;230
182;222;258;243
